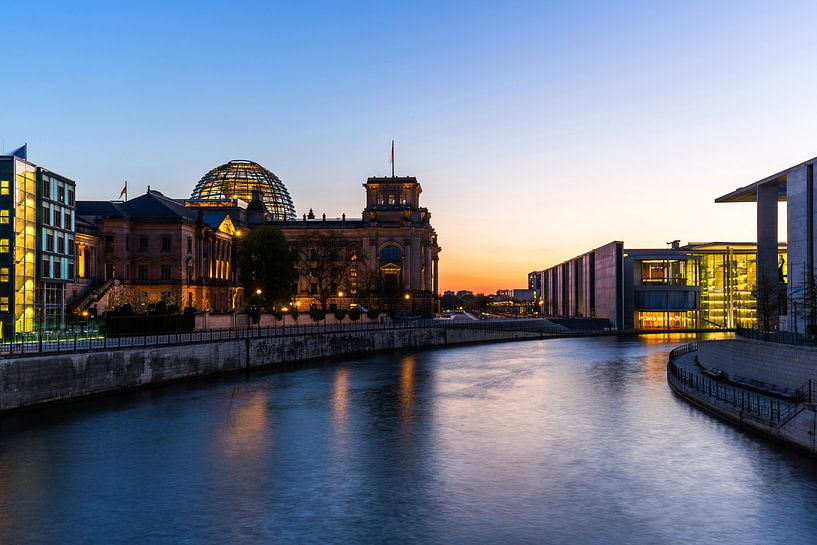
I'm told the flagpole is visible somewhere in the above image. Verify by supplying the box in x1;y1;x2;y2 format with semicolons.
391;140;395;178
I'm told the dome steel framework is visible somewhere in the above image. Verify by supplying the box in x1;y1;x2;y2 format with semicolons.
191;160;296;220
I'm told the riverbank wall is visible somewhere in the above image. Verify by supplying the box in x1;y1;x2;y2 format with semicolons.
0;326;543;412
667;343;817;456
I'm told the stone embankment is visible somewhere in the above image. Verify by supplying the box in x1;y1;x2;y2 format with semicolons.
667;339;817;456
0;322;555;412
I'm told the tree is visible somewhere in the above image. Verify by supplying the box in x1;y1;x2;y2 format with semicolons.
236;226;293;311
753;269;783;334
440;293;463;311
291;230;362;312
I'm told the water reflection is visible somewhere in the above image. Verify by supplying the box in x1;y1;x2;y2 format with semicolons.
1;336;816;545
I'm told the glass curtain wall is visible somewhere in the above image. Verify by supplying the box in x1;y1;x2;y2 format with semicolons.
14;159;36;334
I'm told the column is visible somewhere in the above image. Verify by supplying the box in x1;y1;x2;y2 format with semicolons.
403;241;411;289
432;256;439;297
757;182;779;329
424;245;432;292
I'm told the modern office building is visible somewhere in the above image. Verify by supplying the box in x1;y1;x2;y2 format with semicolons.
0;146;77;338
529;240;786;331
715;156;813;332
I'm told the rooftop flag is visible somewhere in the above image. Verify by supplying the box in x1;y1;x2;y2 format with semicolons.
118;180;128;201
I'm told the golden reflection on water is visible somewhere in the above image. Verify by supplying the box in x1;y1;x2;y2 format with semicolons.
221;388;270;459
399;355;416;424
332;367;350;432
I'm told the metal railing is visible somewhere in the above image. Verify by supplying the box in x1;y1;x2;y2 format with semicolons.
667;342;810;427
736;326;817;347
0;318;609;358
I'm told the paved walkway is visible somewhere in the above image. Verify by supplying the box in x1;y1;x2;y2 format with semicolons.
669;349;796;424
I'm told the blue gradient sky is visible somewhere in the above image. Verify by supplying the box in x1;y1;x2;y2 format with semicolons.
2;1;815;292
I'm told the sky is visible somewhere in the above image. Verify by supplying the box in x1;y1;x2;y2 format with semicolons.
2;0;816;293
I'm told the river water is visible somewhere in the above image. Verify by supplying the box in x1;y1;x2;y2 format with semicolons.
1;336;816;545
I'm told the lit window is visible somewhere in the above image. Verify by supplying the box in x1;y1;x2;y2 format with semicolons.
0;210;8;224
0;239;9;253
0;297;8;312
0;268;8;282
0;181;8;195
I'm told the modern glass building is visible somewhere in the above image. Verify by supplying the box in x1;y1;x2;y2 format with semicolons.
39;169;76;330
530;240;787;331
688;243;787;329
0;148;76;338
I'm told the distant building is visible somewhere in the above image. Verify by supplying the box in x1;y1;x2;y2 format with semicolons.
528;240;785;330
0;147;77;338
456;290;473;298
71;160;441;316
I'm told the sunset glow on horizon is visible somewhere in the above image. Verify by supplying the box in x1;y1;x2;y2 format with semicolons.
4;1;815;293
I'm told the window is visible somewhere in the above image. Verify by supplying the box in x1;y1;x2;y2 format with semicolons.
161;265;171;280
161;236;171;251
187;237;192;254
388;194;396;205
310;282;318;294
67;262;75;281
45;233;53;252
53;258;61;279
64;212;71;229
139;237;148;251
0;268;8;282
67;238;74;255
105;235;114;251
187;292;193;307
400;196;407;205
0;297;8;312
58;185;65;203
0;210;8;224
125;236;130;251
138;265;148;280
0;180;8;196
42;206;50;225
0;239;9;253
54;210;62;228
42;259;50;277
377;195;384;205
43;179;51;199
56;236;63;254
68;189;75;205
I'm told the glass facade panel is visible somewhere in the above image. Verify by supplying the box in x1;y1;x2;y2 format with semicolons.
14;159;36;333
636;310;699;330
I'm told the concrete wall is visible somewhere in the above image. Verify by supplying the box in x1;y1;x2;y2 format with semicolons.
594;241;622;329
698;338;817;389
0;326;541;411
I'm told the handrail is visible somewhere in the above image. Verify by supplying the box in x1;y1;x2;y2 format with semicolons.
0;318;608;358
667;343;803;427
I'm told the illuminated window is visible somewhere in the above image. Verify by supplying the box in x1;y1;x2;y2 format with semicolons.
0;268;8;282
0;180;8;195
0;297;8;312
0;239;8;253
0;210;8;224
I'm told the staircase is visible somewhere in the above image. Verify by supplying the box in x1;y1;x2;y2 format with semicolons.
68;278;116;313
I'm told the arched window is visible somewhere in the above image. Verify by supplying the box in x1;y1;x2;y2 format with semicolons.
380;245;402;265
377;194;384;205
388;194;396;205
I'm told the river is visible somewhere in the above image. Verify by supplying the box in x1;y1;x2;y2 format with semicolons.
1;335;816;544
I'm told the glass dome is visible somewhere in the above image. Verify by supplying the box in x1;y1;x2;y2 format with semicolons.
191;160;296;220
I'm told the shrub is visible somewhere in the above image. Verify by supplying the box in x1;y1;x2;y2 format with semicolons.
167;304;180;314
289;308;299;321
310;309;325;322
366;308;379;320
334;308;346;321
348;307;361;321
183;306;197;315
273;310;283;320
155;301;167;314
